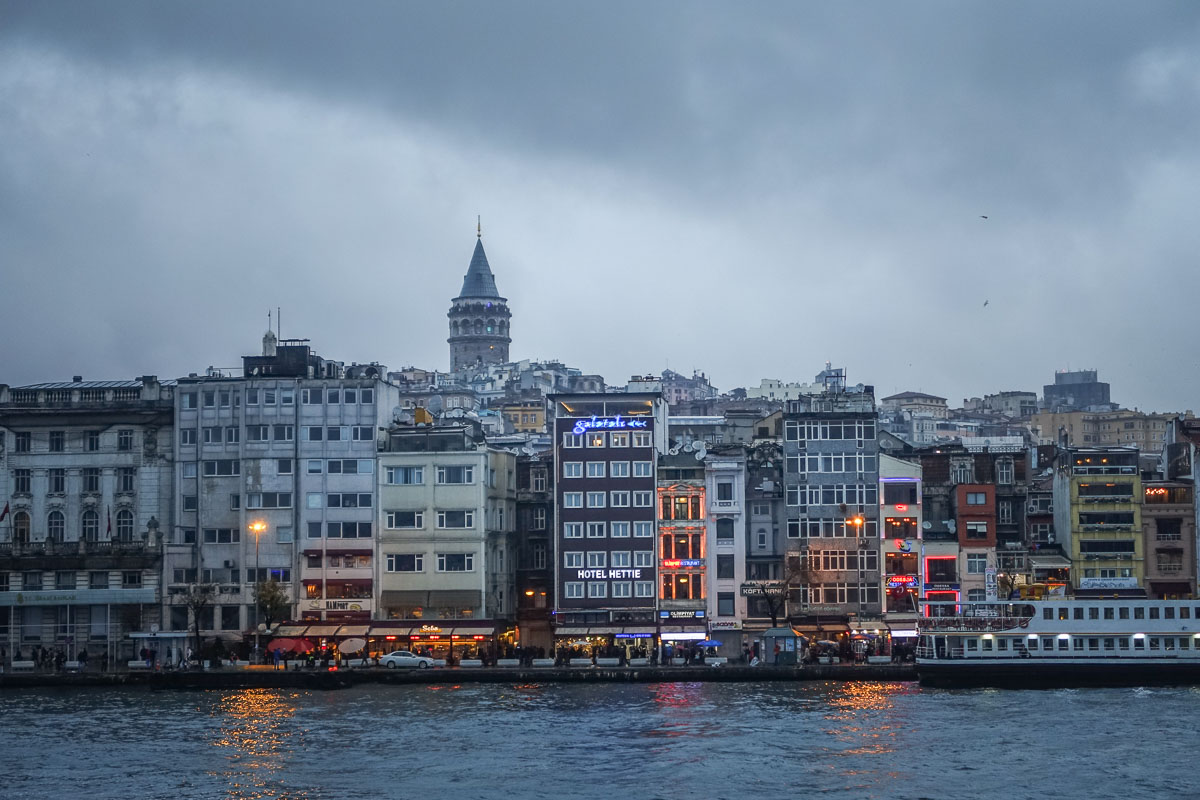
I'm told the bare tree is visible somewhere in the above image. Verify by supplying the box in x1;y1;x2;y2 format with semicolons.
181;583;217;658
255;579;291;629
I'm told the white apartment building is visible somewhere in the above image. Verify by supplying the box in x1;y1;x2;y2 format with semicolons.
376;421;516;652
705;448;748;655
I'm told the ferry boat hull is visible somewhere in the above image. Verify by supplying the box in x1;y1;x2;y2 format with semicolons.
917;658;1200;689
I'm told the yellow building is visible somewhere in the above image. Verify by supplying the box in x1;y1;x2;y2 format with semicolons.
1055;447;1143;591
500;401;546;433
1031;409;1185;447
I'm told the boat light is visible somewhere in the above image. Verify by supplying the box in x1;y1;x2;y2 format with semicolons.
982;634;993;640
1058;634;1070;640
1027;634;1037;639
1133;633;1145;639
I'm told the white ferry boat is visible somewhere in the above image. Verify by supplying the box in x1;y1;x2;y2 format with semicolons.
916;599;1200;687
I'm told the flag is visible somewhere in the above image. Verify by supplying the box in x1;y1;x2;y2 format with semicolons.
0;501;8;522
106;506;112;536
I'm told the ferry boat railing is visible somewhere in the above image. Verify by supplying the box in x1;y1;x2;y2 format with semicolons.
917;616;1033;633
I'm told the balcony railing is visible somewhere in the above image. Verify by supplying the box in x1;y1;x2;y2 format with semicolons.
0;538;158;557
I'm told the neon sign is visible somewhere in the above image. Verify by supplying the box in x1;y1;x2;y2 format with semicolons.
893;539;912;552
661;559;703;568
887;575;918;588
575;569;643;580
571;415;649;436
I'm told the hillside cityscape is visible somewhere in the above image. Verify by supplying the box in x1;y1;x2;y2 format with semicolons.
1;233;1195;670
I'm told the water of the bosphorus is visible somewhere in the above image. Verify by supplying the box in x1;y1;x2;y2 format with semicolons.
2;681;1197;799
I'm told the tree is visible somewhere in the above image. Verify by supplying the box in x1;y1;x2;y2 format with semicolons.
181;583;217;657
255;579;291;628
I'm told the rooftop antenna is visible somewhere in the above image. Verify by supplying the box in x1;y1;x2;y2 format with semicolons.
277;306;281;339
268;308;271;331
477;215;481;238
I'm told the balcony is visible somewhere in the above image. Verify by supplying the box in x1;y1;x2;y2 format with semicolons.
0;538;161;569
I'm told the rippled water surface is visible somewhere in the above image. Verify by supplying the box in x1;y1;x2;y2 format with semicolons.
3;681;1198;799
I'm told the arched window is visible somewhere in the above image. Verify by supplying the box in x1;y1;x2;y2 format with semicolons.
82;510;99;541
12;511;30;544
716;518;735;541
116;509;135;541
474;319;484;335
47;510;65;541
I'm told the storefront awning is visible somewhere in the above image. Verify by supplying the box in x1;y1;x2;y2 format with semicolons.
1030;556;1071;569
379;590;482;607
449;626;495;636
304;625;342;637
623;627;657;635
553;627;590;636
272;625;309;637
336;625;370;637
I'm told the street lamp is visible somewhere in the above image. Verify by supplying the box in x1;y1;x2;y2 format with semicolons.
248;520;268;664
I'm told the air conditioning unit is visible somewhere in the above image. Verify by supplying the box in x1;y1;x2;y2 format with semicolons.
223;560;235;568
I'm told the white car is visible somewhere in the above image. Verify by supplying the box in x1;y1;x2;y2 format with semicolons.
381;650;435;669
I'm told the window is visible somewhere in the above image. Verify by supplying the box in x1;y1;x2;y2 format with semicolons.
48;469;65;494
564;522;583;539
48;430;65;452
122;571;142;589
245;389;258;405
564;551;584;568
263;388;277;405
633;461;653;478
326;493;373;508
586;551;607;568
611;582;632;598
273;425;293;442
632;431;651;448
306;493;323;509
86;431;100;451
563;492;583;508
717;554;735;579
437;510;474;529
437;553;474;572
586;461;606;478
246;492;292;509
586;492;606;508
437;466;474;484
633;521;654;538
717;592;735;616
587;522;607;539
386;511;424;529
226;427;240;443
183;392;198;409
610;461;630;478
563;433;583;448
302;388;321;405
13;469;31;494
343;388;357;404
998;501;1012;525
635;551;654;567
46;511;65;541
280;388;294;405
385;466;424;485
327;522;373;539
716;482;733;502
386;554;424;572
182;495;197;512
277;458;293;475
633;491;653;507
81;510;99;541
247;425;269;442
14;432;30;453
118;430;133;451
563;462;582;479
203;460;240;477
586;433;605;448
587;582;607;598
610;432;629;447
717;518;735;541
966;492;986;505
305;426;323;441
180;429;197;446
230;494;241;511
203;528;240;544
635;581;655;597
611;491;630;507
964;521;988;539
997;459;1014;485
203;426;222;444
352;426;373;441
565;582;584;599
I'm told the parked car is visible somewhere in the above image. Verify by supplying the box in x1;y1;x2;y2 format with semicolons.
381;650;435;669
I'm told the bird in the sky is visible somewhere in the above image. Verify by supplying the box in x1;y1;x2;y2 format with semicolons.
983;300;989;307
980;215;988;219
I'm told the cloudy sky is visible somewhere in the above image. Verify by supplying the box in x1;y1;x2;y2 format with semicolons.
3;2;1199;412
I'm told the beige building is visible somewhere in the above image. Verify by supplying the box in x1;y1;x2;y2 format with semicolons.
881;392;949;420
1030;409;1186;447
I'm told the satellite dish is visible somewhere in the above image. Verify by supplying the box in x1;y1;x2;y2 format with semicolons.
922;521;932;530
945;519;956;532
391;406;404;421
427;395;444;415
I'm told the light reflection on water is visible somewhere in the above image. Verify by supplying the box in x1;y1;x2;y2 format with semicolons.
2;682;1200;799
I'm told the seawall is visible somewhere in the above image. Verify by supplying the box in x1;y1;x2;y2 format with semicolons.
0;663;916;691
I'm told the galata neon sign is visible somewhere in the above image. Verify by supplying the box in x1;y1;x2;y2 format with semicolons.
572;415;649;436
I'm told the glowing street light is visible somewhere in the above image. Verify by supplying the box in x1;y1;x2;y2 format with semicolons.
248;520;267;663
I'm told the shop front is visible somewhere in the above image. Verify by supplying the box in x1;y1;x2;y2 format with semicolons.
363;621;499;664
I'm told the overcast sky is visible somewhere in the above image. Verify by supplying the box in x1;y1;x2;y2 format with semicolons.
3;2;1199;412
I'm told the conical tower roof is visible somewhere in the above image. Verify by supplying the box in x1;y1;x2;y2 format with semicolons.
455;238;501;299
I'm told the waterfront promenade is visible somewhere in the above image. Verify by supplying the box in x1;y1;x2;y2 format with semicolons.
0;662;915;690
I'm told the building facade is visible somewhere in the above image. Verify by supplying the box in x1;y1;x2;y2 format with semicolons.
448;235;511;373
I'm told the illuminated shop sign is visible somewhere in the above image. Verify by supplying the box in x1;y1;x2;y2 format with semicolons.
886;575;918;588
661;559;703;568
659;609;706;618
571;415;649;436
574;569;644;580
893;539;912;552
419;624;443;633
615;633;655;638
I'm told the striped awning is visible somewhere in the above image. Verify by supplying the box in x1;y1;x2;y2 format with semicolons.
272;625;309;637
336;625;370;637
304;625;342;637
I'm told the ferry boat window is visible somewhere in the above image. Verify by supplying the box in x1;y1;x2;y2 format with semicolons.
1134;607;1145;619
1134;637;1145;650
1103;638;1115;650
1149;638;1160;650
1104;607;1115;620
1058;608;1069;620
1164;607;1175;619
1149;608;1160;619
1165;638;1176;651
1119;638;1130;650
982;638;993;651
1043;608;1054;620
1073;608;1083;620
1181;607;1190;620
1181;638;1191;650
1057;638;1069;651
1089;608;1100;620
966;639;978;651
1072;638;1084;651
1041;636;1054;650
1088;638;1099;651
997;638;1008;651
1119;607;1130;620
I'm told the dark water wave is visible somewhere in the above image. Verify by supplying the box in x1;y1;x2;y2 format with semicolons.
2;682;1198;799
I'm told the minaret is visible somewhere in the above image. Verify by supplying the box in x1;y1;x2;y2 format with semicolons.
448;221;511;372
